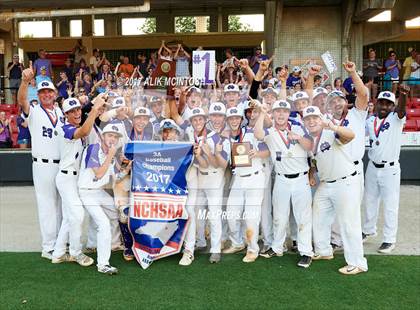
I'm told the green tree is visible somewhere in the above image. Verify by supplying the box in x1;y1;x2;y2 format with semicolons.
228;15;252;32
139;18;157;34
175;16;196;33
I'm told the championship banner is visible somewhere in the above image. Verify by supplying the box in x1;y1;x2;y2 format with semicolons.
125;141;193;269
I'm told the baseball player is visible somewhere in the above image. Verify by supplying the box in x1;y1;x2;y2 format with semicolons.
18;68;64;260
223;83;242;109
78;124;124;274
159;118;182;142
254;100;314;268
179;107;210;266
312;87;329;114
223;100;270;263
363;87;408;253
302;105;368;275
289;91;310;123
51;97;104;267
326;61;369;251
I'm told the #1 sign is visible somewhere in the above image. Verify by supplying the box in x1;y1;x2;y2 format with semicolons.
321;51;337;74
192;50;215;85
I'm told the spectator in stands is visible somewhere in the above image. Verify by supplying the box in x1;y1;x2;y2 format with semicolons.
249;46;268;74
136;53;149;78
408;53;420;98
72;39;87;65
158;41;173;61
63;58;75;84
17;112;30;148
33;49;53;79
96;51;111;73
363;48;382;101
56;71;72;99
0;111;13;148
7;54;24;106
333;77;344;92
76;59;90;76
402;47;417;85
325;83;332;92
35;66;52;85
148;52;158;72
97;63;112;81
89;49;100;77
313;75;322;88
343;71;363;104
174;44;191;78
221;49;239;83
367;101;375;118
384;50;401;94
118;57;134;78
286;66;303;89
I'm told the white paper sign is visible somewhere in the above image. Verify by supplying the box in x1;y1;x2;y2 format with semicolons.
321;51;337;74
192;50;215;85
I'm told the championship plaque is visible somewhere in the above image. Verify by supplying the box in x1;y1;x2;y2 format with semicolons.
232;142;252;167
149;59;176;97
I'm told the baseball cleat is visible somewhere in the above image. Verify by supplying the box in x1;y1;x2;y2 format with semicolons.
242;252;258;263
261;244;270;253
312;254;334;260
338;265;366;275
297;255;312;268
73;253;94;267
377;242;395;254
111;244;125;252
209;253;221;264
123;249;134;261
331;243;343;253
260;248;283;258
41;250;53;260
222;245;245;254
98;265;118;275
290;241;298;252
83;247;97;254
179;251;194;266
52;253;75;264
362;232;377;243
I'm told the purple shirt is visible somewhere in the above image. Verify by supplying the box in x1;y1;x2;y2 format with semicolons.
33;58;52;77
0;121;11;142
385;59;399;78
17;116;31;140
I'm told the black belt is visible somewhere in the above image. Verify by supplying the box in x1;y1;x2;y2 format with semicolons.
278;171;308;179
33;157;60;164
354;161;359;165
326;171;357;183
199;170;218;176
61;170;77;176
373;161;394;168
239;171;259;178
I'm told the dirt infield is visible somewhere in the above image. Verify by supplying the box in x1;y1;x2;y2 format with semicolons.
1;185;419;255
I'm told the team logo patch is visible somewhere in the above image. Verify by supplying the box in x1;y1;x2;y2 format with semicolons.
381;122;390;131
139;109;147;114
59;116;65;123
41;82;49;87
192;109;201;114
227;84;235;90
213;105;222;111
279;102;287;108
383;92;391;98
342;119;349;127
115;99;123;105
276;151;282;161
230;109;237;114
306;107;315;113
320;141;331;152
68;100;78;106
296;93;303;98
112;125;119;131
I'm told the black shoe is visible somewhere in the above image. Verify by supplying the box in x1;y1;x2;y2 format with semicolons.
297;255;312;268
377;242;395;254
362;232;376;243
291;241;298;252
331;243;343;253
260;248;283;258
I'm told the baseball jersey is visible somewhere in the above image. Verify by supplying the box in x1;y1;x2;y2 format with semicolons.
185;126;210;168
27;103;64;160
86;123;102;146
78;143;115;189
263;121;310;175
309;129;355;182
198;130;231;174
366;112;406;163
331;108;368;162
58;123;85;172
229;126;268;176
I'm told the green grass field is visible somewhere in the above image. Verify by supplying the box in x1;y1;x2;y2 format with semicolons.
1;252;419;310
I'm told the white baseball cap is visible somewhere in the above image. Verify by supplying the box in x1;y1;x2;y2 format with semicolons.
208;102;226;115
261;87;279;97
187;86;202;94
327;90;347;102
149;96;162;104
189;107;207;120
272;100;291;111
133;106;151;118
62;98;81;113
291;91;309;102
377;91;396;105
313;87;329;98
159;118;181;134
37;80;56;92
102;124;123;137
243;99;262;110
224;83;240;93
112;97;125;108
303;106;323;119
292;66;301;73
226;107;243;118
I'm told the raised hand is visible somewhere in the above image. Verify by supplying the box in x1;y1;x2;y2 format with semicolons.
342;60;356;73
21;67;34;83
308;65;322;76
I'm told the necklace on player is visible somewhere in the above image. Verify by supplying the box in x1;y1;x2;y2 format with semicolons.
373;115;387;146
276;123;293;157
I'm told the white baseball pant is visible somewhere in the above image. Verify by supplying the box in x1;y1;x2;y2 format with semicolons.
260;163;273;247
32;161;62;253
227;170;264;254
271;173;313;257
313;174;368;271
183;166;199;254
363;161;401;243
79;189;119;266
53;172;84;258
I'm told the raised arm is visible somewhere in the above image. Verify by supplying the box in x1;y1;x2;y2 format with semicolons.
18;68;34;115
396;84;409;119
343;60;368;110
73;93;105;139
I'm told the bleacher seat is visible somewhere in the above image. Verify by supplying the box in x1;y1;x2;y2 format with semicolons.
404;119;418;132
406;108;420;120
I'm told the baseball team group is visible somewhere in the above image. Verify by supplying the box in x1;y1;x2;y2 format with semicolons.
16;56;408;275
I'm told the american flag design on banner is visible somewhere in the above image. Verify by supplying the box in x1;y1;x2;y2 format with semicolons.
125;141;193;269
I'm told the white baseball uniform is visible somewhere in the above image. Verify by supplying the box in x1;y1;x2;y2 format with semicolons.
363;112;405;243
226;126;267;254
52;123;86;259
311;129;368;271
27;103;64;253
261;122;313;256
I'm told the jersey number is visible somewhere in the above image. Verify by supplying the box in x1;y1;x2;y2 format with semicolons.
42;126;53;139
